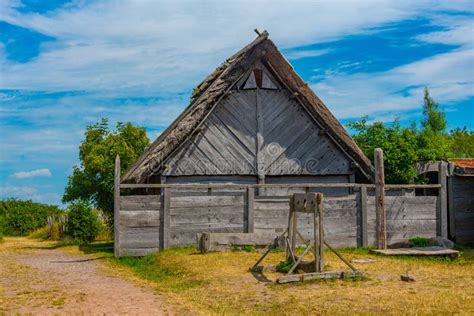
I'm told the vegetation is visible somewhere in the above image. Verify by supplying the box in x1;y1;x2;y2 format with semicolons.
63;118;150;221
409;237;431;248
0;199;61;236
348;88;474;183
65;201;100;244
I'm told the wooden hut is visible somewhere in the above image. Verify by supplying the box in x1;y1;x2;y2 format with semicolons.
115;32;382;256
122;31;374;188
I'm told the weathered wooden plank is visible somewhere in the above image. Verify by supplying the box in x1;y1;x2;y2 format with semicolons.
247;187;255;233
360;186;368;247
170;213;245;225
120;226;158;235
120;232;160;248
120;211;160;227
119;248;160;257
120;195;161;203
170;195;244;208
162;187;170;249
439;162;448;238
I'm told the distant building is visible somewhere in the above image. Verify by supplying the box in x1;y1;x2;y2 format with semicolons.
418;159;474;244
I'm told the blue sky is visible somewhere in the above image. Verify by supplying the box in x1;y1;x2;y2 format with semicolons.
0;0;473;205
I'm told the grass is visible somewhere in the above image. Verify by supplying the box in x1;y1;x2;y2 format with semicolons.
76;242;474;315
5;237;473;314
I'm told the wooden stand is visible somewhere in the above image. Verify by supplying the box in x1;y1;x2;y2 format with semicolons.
251;192;362;283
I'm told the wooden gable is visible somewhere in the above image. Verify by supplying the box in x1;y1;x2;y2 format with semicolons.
162;63;351;176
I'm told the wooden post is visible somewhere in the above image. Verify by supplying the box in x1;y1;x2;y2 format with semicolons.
374;148;386;249
359;186;368;247
246;186;254;233
256;90;265;196
438;161;448;238
286;198;294;261
314;193;324;272
114;155;121;258
162;187;171;250
447;175;455;240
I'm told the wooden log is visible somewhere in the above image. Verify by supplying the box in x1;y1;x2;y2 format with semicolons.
360;186;368;247
438;161;448;238
374;148;386;249
114;155;121;258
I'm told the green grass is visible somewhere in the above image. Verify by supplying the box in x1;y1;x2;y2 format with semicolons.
409;236;431;247
116;247;207;291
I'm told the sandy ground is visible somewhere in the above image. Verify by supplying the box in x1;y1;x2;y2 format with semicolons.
0;238;170;315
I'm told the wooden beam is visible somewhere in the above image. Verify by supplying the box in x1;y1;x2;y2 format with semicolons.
374;148;386;249
162;187;171;249
315;193;324;272
438;161;448;238
114;155;121;258
120;183;442;190
359;186;368;247
256;90;265;195
246;187;254;233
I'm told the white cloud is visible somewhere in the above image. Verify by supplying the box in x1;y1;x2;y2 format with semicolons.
12;168;52;179
0;0;439;94
0;185;61;205
0;185;37;196
312;48;474;120
286;49;331;60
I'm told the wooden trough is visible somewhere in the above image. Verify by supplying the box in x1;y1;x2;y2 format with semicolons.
371;246;459;258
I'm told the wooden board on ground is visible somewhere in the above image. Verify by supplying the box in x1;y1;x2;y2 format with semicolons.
277;271;363;284
370;246;459;258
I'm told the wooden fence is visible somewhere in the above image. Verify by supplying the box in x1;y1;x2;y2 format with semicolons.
115;180;443;257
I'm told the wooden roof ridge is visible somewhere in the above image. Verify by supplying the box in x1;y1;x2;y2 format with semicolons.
122;31;374;183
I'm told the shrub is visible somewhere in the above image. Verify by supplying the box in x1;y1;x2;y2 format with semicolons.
0;199;61;236
409;237;431;247
65;201;100;244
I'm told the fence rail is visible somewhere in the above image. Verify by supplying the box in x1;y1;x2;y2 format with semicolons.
120;183;442;190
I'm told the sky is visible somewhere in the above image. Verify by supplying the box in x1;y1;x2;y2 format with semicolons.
0;0;473;206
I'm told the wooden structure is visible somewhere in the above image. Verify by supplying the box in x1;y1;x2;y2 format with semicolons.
417;159;474;244
251;192;361;284
114;32;447;257
121;31;374;188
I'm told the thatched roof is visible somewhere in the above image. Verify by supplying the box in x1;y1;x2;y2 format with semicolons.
122;31;374;183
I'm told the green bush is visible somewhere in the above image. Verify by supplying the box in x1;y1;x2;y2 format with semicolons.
65;201;100;244
409;237;431;247
0;199;61;236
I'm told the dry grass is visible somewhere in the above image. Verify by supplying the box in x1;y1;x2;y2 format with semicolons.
2;237;473;315
0;238;68;312
106;246;474;315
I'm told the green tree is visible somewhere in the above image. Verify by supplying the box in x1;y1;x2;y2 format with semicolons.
63;118;150;219
418;88;449;161
449;127;474;157
421;88;447;133
347;117;419;184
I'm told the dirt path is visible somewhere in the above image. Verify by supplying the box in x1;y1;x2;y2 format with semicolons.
0;238;170;315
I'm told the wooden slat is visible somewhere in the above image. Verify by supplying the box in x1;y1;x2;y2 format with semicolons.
120;211;160;227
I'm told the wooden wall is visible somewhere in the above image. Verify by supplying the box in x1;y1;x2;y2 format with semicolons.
450;176;474;244
366;196;438;245
119;195;161;256
162;64;353;178
117;188;440;256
